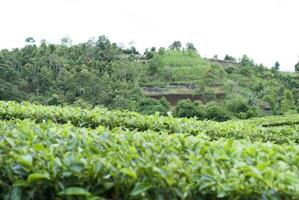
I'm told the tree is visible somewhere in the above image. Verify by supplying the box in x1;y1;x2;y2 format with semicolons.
295;61;299;72
169;41;182;51
25;37;35;44
224;55;236;62
281;89;295;113
272;61;280;71
292;88;299;105
2;34;299;119
144;48;154;59
61;36;72;46
0;64;22;100
158;47;165;55
240;55;255;67
148;56;162;75
262;95;276;114
185;42;197;52
96;35;110;50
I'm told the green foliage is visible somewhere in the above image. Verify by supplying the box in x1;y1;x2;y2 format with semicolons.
271;61;280;71
205;101;231;121
281;89;295;113
225;97;249;114
0;64;23;100
246;106;262;118
174;99;204;119
225;97;260;119
168;41;182;50
262;95;276;114
72;98;93;109
148;55;162;75
144;47;156;59
4;100;299;142
157;50;207;68
158;96;171;110
295;61;299;72
46;94;62;106
3;102;299;199
25;37;35;44
224;54;236;62
1;35;299;121
292;88;299;105
1;119;299;199
158;47;165;55
240;55;255;67
0;35;145;111
185;42;197;52
138;97;170;116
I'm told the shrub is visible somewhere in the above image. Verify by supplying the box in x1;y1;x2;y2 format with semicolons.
262;95;276;114
225;97;249;114
205;101;231;121
174;99;204;119
47;94;63;106
281;90;295;113
148;56;162;75
246;106;261;119
138;98;170;116
237;112;247;119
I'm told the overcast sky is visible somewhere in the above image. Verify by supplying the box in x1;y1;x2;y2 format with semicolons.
0;0;298;71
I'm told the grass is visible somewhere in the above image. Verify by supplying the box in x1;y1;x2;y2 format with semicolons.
160;50;209;67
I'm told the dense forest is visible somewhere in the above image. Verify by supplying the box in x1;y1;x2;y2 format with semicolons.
1;35;299;121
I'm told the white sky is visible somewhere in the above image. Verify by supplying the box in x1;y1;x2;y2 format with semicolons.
0;0;299;71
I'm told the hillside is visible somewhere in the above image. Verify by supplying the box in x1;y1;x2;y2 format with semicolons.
1;36;299;121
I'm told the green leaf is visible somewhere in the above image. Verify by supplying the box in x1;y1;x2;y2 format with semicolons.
13;180;30;187
27;172;50;183
104;182;114;190
33;144;46;152
58;187;91;196
4;136;15;147
121;168;137;179
10;187;22;200
130;182;152;196
87;196;106;200
17;154;33;169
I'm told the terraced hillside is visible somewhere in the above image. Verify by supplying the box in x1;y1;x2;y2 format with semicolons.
1;101;299;199
2;37;299;120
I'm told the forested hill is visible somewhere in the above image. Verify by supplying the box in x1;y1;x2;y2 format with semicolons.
1;36;299;121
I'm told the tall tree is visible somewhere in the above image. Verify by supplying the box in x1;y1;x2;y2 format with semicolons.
295;61;299;72
224;55;236;62
25;37;35;44
61;36;72;47
272;61;280;71
185;42;197;52
0;64;22;100
240;55;255;67
169;41;182;51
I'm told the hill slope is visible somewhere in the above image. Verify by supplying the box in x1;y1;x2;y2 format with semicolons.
1;36;299;120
